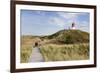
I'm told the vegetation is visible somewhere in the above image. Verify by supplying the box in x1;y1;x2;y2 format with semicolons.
21;30;90;62
21;35;42;63
40;43;89;61
21;45;32;63
43;30;89;44
21;36;34;63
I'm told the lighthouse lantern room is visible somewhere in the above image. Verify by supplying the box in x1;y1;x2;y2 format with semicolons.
71;22;76;30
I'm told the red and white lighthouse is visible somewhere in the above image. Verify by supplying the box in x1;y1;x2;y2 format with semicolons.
71;22;76;29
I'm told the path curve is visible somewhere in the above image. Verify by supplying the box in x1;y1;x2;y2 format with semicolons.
29;47;44;62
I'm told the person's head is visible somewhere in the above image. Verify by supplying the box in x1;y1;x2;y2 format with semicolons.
35;42;38;47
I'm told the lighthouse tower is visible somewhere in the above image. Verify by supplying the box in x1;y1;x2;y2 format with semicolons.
71;22;76;30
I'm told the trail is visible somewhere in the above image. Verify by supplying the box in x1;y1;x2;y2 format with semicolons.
29;47;44;62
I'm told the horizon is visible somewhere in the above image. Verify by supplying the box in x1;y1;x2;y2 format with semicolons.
21;10;90;36
21;29;89;36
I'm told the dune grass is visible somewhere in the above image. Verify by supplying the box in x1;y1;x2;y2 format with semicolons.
21;36;33;63
21;45;33;63
40;43;89;62
21;36;42;63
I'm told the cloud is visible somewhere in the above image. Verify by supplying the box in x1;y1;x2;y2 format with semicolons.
49;17;66;27
46;12;89;32
57;12;79;20
47;12;80;28
55;12;81;28
76;21;89;32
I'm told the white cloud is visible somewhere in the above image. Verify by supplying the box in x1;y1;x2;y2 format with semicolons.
77;21;89;32
50;17;66;27
45;12;89;32
47;12;80;28
57;12;79;20
77;21;89;27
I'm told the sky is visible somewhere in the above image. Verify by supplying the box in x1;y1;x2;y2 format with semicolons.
21;10;90;36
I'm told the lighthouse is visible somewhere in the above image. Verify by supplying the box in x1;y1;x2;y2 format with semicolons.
71;22;76;30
